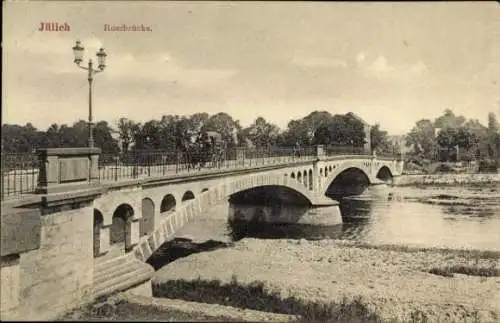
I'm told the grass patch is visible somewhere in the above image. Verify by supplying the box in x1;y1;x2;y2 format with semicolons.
153;275;381;323
334;241;500;260
428;265;499;278
57;296;246;321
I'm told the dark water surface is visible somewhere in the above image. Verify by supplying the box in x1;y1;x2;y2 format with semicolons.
170;183;500;252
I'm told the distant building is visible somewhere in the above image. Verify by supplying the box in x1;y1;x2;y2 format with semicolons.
346;112;371;153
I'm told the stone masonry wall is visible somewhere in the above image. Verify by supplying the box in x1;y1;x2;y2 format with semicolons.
16;205;94;320
0;255;20;317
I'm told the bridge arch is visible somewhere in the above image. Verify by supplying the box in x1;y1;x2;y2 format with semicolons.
323;164;372;198
140;198;155;237
376;166;393;182
135;173;318;262
182;190;195;202
160;194;176;213
110;203;135;252
229;185;312;206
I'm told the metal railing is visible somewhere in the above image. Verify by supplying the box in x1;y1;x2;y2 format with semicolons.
1;153;39;200
97;146;318;182
324;144;367;156
1;145;396;200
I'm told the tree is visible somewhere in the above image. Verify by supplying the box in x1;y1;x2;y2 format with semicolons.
405;119;436;159
243;117;281;147
189;113;210;135
2;123;42;153
280;111;334;146
488;112;499;133
94;121;120;154
116;118;140;152
134;120;161;150
370;124;391;153
202;112;242;148
158;115;180;150
434;109;466;129
313;114;366;146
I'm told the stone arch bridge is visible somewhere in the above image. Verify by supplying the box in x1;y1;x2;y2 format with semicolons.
1;146;402;320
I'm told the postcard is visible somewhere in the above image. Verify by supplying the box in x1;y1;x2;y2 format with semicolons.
2;1;499;322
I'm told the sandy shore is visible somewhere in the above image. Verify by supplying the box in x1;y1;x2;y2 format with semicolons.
153;238;500;323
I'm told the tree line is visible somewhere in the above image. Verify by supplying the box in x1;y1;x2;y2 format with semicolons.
1;111;395;155
405;109;500;162
4;108;498;164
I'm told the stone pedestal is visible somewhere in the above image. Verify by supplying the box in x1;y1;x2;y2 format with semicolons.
36;148;101;194
315;145;325;158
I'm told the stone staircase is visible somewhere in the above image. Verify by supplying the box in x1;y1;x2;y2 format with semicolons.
93;252;154;299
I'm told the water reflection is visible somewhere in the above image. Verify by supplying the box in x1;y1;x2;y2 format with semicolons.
337;185;500;250
173;184;500;252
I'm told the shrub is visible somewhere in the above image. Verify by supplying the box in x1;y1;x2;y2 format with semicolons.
434;163;455;173
478;159;498;173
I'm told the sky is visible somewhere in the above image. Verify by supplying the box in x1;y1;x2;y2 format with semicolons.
3;1;500;135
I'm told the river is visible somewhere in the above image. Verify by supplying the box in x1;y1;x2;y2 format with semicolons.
149;182;500;270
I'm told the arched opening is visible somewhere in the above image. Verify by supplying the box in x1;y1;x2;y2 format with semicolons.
329;165;332;172
182;190;195;202
110;204;134;252
297;171;302;183
325;167;371;199
291;172;296;179
140;198;155;237
160;194;176;213
302;170;307;187
325;167;328;177
228;185;313;237
93;209;103;257
229;185;312;206
376;166;393;182
201;188;209;193
308;169;313;190
320;169;323;176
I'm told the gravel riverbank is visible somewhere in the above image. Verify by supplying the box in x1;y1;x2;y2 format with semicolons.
395;173;500;186
153;238;500;323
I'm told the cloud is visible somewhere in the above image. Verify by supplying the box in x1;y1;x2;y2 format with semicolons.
369;56;393;73
356;53;366;64
291;56;348;68
102;52;236;87
409;61;428;74
360;56;428;80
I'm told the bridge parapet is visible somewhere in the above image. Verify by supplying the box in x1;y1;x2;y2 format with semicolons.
2;145;401;201
35;148;101;194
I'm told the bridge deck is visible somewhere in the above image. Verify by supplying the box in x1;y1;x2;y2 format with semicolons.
1;154;398;204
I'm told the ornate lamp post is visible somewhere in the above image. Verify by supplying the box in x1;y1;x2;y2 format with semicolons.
72;40;107;148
